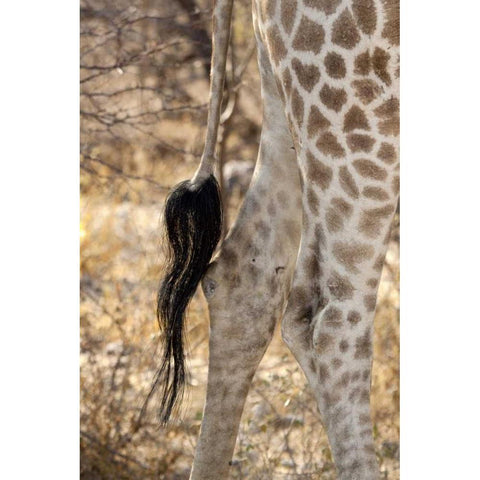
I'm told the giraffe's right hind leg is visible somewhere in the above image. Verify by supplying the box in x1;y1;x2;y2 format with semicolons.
280;110;399;480
189;25;302;479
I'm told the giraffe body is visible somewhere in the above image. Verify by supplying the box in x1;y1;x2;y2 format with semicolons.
157;0;399;478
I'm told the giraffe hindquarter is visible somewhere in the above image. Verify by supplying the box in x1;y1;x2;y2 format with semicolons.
255;0;399;207
253;0;400;331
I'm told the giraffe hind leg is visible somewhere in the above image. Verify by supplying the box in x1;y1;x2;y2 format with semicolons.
189;32;302;478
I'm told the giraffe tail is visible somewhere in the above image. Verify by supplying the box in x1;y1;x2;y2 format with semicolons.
148;0;233;425
153;176;223;424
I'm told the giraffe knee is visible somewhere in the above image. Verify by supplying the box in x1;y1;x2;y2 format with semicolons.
281;280;330;354
282;296;375;364
281;298;315;355
281;303;337;356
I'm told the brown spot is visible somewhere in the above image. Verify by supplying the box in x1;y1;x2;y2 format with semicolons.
331;197;353;217
344;105;370;132
332;241;375;273
347;134;375;153
366;278;378;289
221;246;238;268
288;115;299;146
319;362;330;384
267;200;277;216
307;186;319;215
324;52;346;79
332;8;361;49
315;333;334;353
351;79;382;105
246;262;261;283
282;67;293;97
313;223;327;248
383;226;392;245
309;357;317;374
377;142;397;164
354;51;371;75
280;0;296;35
291;58;320;93
336;371;350;389
339;339;349;353
225;272;241;289
320;84;347;112
372;47;392;85
328;271;355;300
291;87;304;126
324;391;342;408
339;166;360;199
355;327;372;359
306;150;333;190
307;105;331;138
375;97;400;136
268;276;277;297
375;97;399;118
267;25;287;65
362;369;370;381
352;0;377;34
304;0;341;15
352;371;361;383
338;425;352;443
359;389;370;404
358;204;395;238
332;357;343;369
330;407;347;428
292;16;325;53
348;386;361;402
363;186;390;201
305;251;321;279
260;0;277;20
288;285;309;309
353;159;388;180
364;444;376;455
277;190;288;207
243;237;261;257
323;306;343;329
268;315;277;335
364;294;377;312
372;254;384;272
316;132;346;158
381;0;400;45
255;220;271;241
392;175;400;195
326;207;344;233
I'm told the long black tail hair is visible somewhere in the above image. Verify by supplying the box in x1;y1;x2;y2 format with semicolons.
151;175;222;424
145;0;233;425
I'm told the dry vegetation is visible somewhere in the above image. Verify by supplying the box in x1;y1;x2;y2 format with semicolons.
80;0;399;478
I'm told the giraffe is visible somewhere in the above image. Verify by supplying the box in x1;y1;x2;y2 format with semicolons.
155;0;399;478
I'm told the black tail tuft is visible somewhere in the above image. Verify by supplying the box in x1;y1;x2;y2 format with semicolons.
150;175;222;424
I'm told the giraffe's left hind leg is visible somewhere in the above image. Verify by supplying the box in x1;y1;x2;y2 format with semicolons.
190;61;302;478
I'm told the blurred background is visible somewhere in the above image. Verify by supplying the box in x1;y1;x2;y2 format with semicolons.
80;0;399;478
